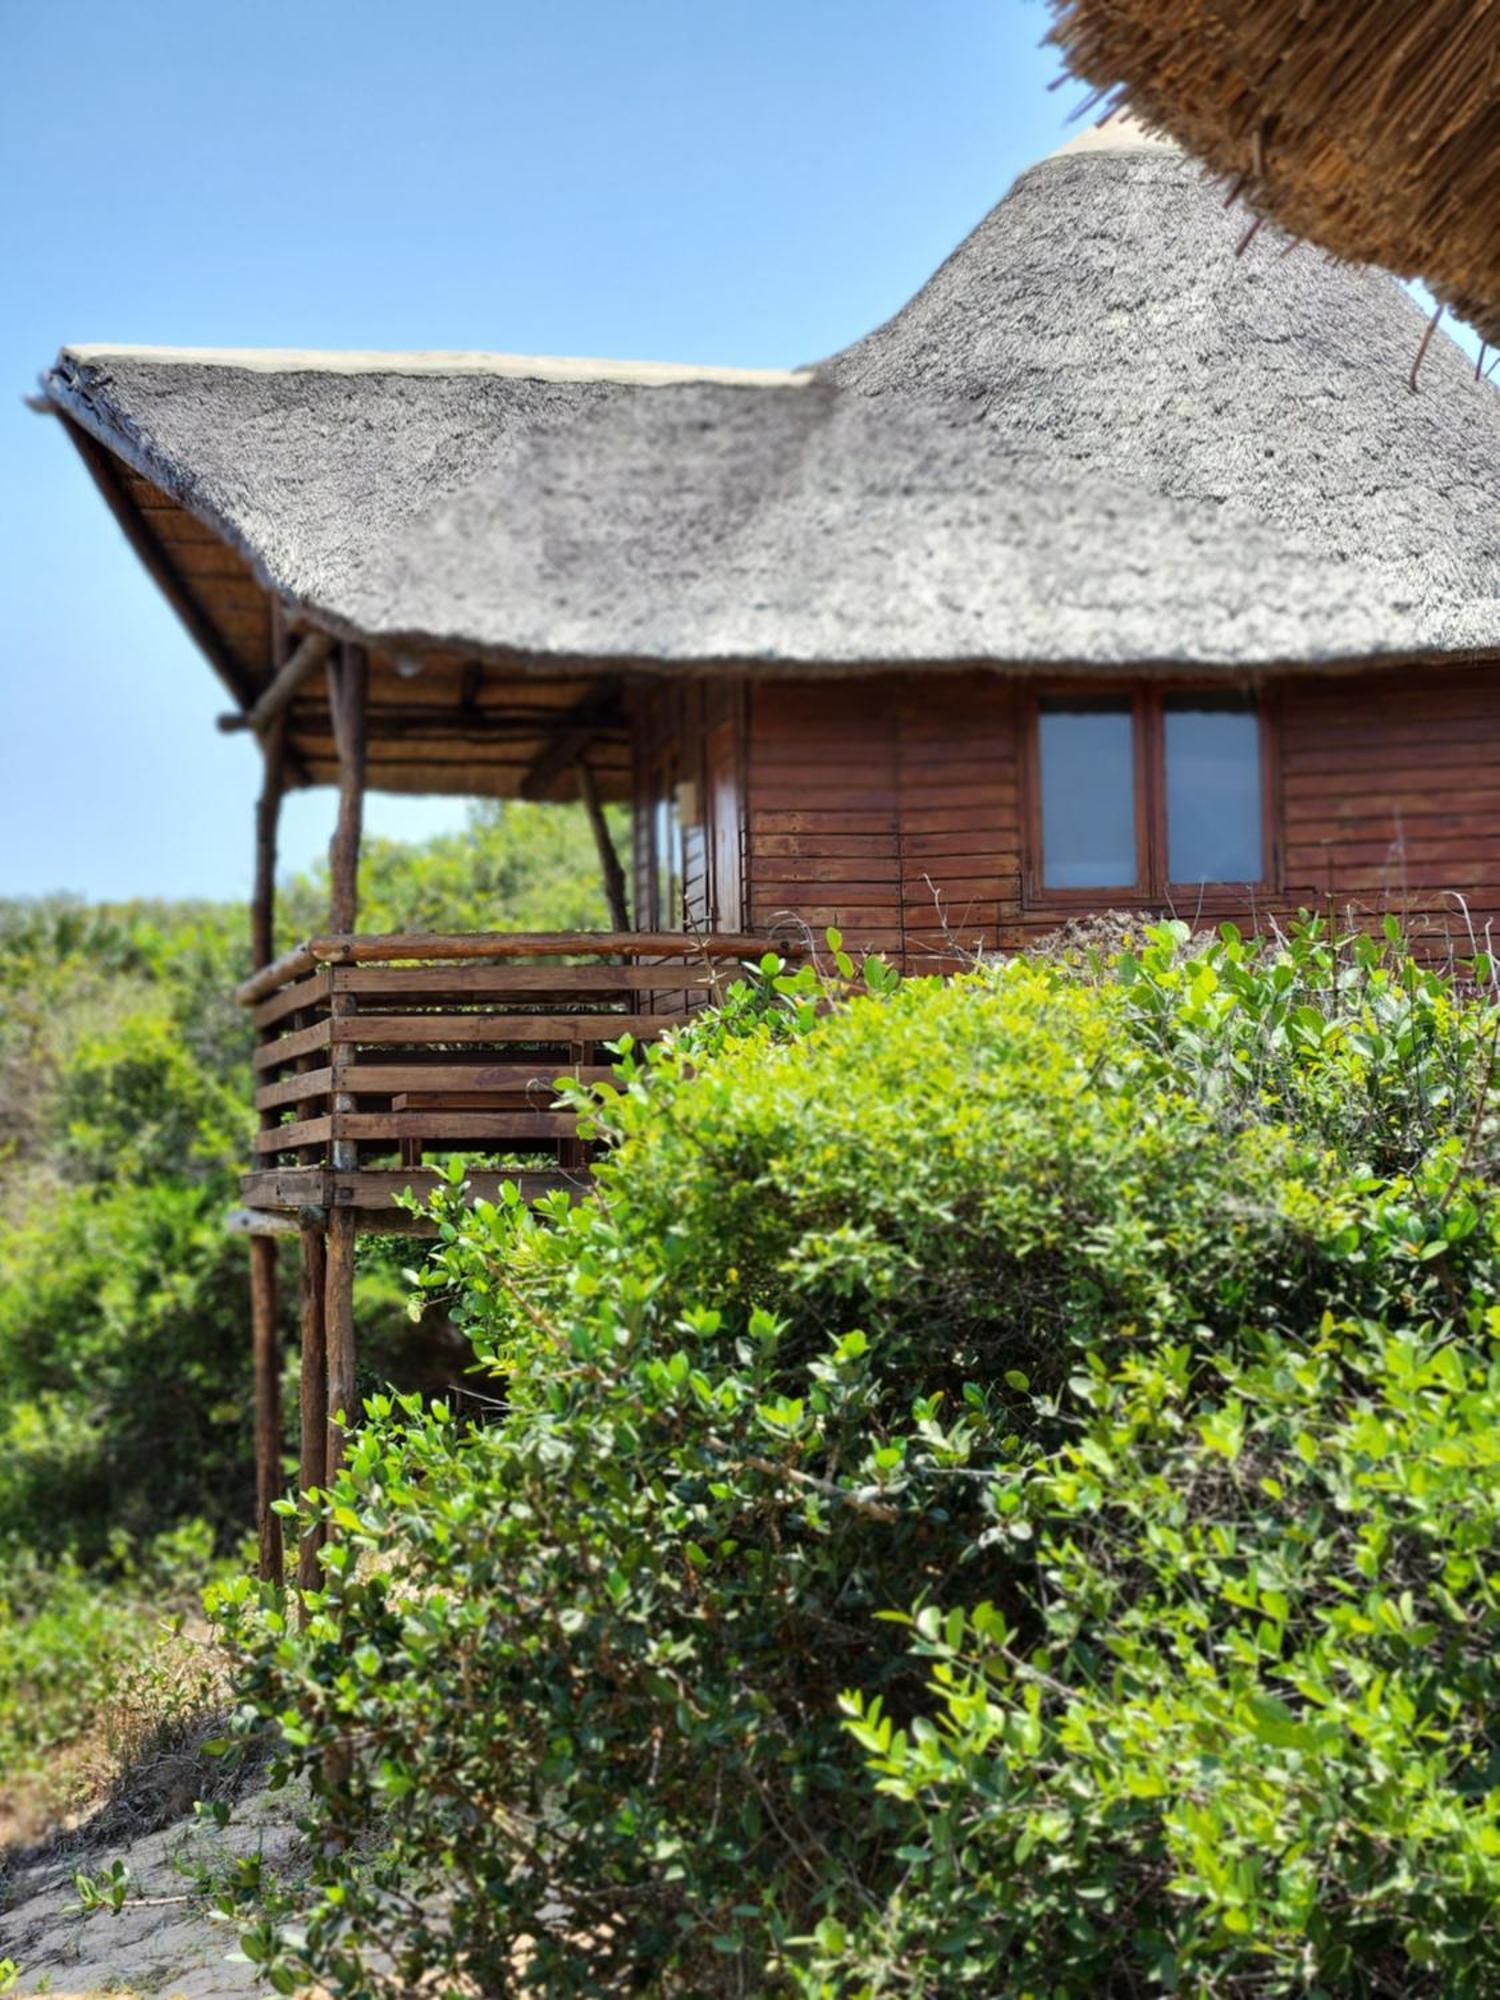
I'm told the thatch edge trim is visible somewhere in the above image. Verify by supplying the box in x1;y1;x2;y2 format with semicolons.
60;343;815;388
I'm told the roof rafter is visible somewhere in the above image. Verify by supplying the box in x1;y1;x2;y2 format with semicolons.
60;414;261;712
518;680;626;801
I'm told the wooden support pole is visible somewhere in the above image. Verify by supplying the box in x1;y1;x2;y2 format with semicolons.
575;756;630;932
249;712;290;1586
297;1224;328;1619
327;644;368;935
324;1210;358;1484
249;1235;284;1583
251;713;288;972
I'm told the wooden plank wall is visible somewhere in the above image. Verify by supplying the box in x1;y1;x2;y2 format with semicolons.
747;682;904;958
1279;668;1500;946
743;665;1500;966
631;680;743;933
746;677;1021;964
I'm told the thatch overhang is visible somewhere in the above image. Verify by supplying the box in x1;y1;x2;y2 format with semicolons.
42;120;1500;801
1047;0;1500;345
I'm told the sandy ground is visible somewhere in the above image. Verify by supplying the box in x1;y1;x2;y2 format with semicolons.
2;1783;302;2000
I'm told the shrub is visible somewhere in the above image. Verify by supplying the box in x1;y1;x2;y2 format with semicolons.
53;1008;249;1188
815;1295;1500;1994
0;1182;260;1556
205;926;1500;1997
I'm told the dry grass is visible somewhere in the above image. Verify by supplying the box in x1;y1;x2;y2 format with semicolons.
1048;0;1500;345
0;1613;245;1860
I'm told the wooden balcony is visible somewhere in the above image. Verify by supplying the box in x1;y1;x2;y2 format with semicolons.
237;931;782;1229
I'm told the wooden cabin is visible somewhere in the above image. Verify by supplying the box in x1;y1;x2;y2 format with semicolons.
41;116;1500;1573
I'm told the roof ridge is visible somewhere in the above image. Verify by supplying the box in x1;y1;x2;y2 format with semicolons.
59;344;815;389
1043;110;1180;161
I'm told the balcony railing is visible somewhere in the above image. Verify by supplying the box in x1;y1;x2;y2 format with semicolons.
237;931;784;1225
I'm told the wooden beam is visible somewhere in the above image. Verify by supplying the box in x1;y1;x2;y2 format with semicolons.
518;680;624;800
327;644;369;934
576;757;630;930
217;631;336;736
59;415;259;709
226;1206;304;1237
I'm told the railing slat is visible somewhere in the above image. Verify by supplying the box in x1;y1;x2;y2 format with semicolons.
327;1013;670;1045
239;929;788;1214
331;964;720;997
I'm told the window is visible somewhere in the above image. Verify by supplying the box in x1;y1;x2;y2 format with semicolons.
652;769;683;929
1032;689;1266;899
1038;699;1138;890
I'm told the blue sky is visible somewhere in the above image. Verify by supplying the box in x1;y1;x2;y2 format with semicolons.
0;0;1078;902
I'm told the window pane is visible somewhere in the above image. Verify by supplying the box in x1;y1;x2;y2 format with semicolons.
1039;700;1137;890
1165;698;1262;883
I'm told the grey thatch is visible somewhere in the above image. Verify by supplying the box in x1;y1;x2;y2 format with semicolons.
44;123;1500;679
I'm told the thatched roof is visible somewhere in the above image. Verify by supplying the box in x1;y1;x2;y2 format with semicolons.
1047;0;1500;345
42;118;1500;786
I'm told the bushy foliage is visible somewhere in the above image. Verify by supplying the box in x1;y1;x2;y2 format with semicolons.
0;1181;262;1556
0;810;619;1846
211;923;1500;1996
0;805;618;1566
280;799;626;939
0;899;258;1558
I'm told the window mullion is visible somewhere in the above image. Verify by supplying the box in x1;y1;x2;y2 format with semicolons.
1136;690;1164;896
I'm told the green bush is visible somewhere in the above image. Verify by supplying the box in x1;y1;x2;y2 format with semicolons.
0;807;621;1575
54;1008;249;1188
0;1181;259;1555
210;924;1500;1996
280;798;626;939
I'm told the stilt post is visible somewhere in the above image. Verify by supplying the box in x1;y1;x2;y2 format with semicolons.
249;710;288;1583
297;1221;328;1620
324;1210;358;1482
250;711;288;971
249;1236;282;1582
323;642;367;1488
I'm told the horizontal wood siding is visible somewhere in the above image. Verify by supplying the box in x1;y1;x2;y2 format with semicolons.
896;676;1022;965
1279;669;1500;939
747;664;1500;968
748;682;904;956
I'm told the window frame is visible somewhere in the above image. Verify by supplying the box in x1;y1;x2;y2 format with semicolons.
649;754;684;932
1022;682;1277;910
